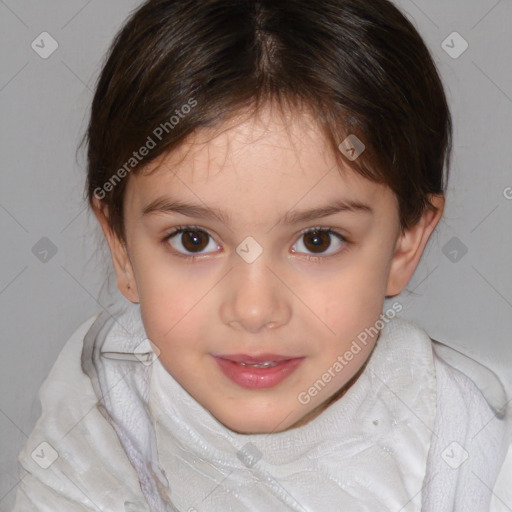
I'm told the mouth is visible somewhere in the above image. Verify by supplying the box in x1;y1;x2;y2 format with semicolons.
213;353;305;389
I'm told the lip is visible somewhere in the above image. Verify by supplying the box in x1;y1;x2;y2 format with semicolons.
216;353;298;364
213;354;305;389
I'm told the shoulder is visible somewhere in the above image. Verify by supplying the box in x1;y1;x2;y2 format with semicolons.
429;331;512;448
13;314;148;511
36;314;99;401
492;441;512;512
423;331;512;511
431;338;510;416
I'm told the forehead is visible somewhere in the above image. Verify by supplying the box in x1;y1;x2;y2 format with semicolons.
145;103;333;179
126;103;396;218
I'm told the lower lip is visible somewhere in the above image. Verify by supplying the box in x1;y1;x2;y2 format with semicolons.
214;357;304;389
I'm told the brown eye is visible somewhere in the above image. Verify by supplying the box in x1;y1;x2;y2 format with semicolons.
303;230;331;253
181;230;208;252
291;228;345;257
166;227;219;255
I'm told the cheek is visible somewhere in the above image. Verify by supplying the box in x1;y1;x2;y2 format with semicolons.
136;280;216;360
132;244;186;306
318;253;391;336
133;240;218;297
139;288;206;347
130;245;225;364
139;296;206;385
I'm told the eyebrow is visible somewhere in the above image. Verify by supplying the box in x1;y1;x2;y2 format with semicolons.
142;196;373;226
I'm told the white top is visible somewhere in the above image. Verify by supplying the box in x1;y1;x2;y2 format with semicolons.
12;303;512;511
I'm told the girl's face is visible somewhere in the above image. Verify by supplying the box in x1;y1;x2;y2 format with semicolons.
103;103;438;434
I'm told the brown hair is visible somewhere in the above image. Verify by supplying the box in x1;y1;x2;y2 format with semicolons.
83;0;452;241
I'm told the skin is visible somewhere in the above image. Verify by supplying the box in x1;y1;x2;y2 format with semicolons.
94;102;444;434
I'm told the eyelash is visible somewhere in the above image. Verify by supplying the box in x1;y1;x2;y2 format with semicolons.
161;225;349;262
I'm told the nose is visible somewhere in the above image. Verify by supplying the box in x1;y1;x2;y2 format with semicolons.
219;257;292;333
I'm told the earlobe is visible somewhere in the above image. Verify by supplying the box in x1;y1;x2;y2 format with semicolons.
386;195;445;297
92;200;140;304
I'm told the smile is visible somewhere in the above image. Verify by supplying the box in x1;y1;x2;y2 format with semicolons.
213;353;305;389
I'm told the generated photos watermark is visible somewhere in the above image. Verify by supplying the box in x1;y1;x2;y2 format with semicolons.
297;301;403;405
94;97;197;200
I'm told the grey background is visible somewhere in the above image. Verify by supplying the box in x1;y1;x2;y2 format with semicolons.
1;0;511;508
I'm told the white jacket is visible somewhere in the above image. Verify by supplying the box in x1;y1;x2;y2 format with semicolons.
12;303;512;511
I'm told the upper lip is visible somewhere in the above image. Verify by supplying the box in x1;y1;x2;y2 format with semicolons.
214;353;302;363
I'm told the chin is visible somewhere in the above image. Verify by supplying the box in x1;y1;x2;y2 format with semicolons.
219;415;273;434
216;407;301;435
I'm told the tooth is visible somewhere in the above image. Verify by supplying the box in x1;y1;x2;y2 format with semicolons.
239;361;279;368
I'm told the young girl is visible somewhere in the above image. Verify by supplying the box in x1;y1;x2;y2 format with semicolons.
13;0;512;510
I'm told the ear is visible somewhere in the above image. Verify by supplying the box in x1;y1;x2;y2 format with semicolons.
92;199;140;303
386;194;445;297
